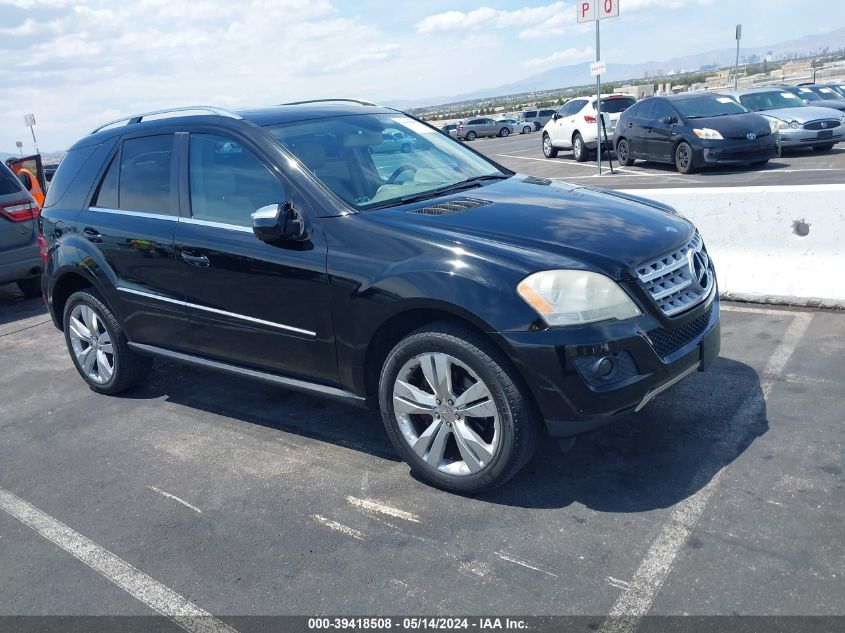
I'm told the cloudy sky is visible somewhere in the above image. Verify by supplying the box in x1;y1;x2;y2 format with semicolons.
0;0;839;152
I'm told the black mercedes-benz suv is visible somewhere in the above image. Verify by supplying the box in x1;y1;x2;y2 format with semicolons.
41;100;720;493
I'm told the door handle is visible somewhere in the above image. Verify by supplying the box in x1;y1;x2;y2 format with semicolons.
83;227;102;243
180;251;210;267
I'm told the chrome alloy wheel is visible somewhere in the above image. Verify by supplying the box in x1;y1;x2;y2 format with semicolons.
392;352;501;476
68;304;114;384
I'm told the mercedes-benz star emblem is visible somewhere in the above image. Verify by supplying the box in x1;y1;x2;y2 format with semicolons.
746;132;757;140
687;250;708;289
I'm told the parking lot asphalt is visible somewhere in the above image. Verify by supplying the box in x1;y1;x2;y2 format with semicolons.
1;281;843;629
466;132;845;189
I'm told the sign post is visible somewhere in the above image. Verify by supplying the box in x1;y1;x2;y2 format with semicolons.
578;0;619;176
24;114;39;155
734;24;742;90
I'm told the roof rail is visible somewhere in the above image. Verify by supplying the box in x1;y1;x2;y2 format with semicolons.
278;98;379;107
90;106;242;134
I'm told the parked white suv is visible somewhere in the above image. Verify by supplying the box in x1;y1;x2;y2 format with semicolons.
542;94;637;162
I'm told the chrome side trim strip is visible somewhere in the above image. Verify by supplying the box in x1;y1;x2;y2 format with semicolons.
634;361;700;413
117;287;183;306
90;207;178;222
179;217;254;233
116;287;316;337
128;342;367;409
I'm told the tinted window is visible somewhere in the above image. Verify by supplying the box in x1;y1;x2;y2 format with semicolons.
593;97;637;113
42;145;98;208
468;119;483;125
523;111;537;118
794;88;821;102
119;135;174;214
636;99;656;120
0;163;24;196
189;134;284;227
672;95;748;118
652;100;676;122
92;155;118;208
540;110;556;117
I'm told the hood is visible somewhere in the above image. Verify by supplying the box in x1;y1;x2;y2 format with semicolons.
813;99;845;112
759;106;844;123
687;113;771;138
367;176;694;280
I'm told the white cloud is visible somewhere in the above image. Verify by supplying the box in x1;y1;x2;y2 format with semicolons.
524;46;595;69
416;2;567;34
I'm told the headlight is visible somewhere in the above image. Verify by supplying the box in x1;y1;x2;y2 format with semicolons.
516;270;641;327
692;128;723;140
770;120;788;132
790;121;800;129
840;117;845;127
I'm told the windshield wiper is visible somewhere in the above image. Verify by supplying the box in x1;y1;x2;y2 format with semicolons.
365;174;509;210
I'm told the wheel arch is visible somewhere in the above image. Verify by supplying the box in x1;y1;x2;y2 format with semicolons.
48;268;101;331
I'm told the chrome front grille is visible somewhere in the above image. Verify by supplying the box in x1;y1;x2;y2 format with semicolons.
636;232;714;317
803;119;840;131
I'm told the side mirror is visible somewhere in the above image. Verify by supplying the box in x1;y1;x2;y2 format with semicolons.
552;113;560;120
663;116;678;125
252;202;308;243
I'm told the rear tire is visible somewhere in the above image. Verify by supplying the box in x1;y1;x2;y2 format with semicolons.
378;321;542;494
465;131;477;141
674;141;695;174
542;134;558;158
63;289;152;395
616;139;634;166
572;133;588;162
16;276;42;299
522;125;532;134
812;143;835;152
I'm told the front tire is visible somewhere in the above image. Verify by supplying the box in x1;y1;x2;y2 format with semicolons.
542;133;558;158
674;141;695;174
498;127;510;137
378;322;542;494
16;276;42;299
465;131;477;141
572;133;588;162
616;139;634;166
522;125;532;134
63;289;152;395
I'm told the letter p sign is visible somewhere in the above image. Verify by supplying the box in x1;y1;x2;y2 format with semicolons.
577;0;619;22
577;1;595;22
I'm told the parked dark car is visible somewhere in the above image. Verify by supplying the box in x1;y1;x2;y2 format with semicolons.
41;100;720;493
613;93;779;173
781;86;845;113
0;160;43;298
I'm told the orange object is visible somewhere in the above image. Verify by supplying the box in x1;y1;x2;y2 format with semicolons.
16;167;44;207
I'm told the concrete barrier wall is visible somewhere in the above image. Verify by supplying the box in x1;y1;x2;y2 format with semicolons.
619;184;845;308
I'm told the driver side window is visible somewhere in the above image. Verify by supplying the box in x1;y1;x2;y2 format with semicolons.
189;134;285;227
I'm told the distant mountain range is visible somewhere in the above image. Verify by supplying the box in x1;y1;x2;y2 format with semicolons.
386;27;845;109
0;152;17;162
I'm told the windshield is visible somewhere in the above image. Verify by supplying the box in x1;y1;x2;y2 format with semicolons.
591;97;636;114
739;91;806;111
673;95;749;119
269;113;505;210
793;88;821;102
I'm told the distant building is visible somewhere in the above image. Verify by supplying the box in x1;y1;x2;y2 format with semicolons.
617;83;655;99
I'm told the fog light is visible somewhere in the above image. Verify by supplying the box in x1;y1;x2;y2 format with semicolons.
592;356;615;379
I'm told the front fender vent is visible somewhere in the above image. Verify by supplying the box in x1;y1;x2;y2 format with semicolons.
407;197;491;216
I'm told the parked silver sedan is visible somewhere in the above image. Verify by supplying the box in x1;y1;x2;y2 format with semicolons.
727;88;845;151
457;117;513;141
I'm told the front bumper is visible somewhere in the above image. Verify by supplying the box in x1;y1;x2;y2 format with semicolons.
780;128;844;147
500;292;720;438
697;138;779;165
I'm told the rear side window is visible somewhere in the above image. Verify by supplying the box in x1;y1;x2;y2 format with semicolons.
652;100;676;122
0;163;24;196
42;145;99;208
118;135;175;214
92;155;119;208
637;99;656;121
524;111;537;118
189;134;285;227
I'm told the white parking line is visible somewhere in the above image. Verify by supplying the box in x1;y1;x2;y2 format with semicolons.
310;514;365;540
494;552;559;578
0;487;236;633
346;496;420;523
597;312;813;633
148;485;203;514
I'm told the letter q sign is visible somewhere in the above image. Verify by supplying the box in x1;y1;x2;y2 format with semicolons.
577;0;620;22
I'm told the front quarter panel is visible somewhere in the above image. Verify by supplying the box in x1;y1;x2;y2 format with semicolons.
323;214;542;393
